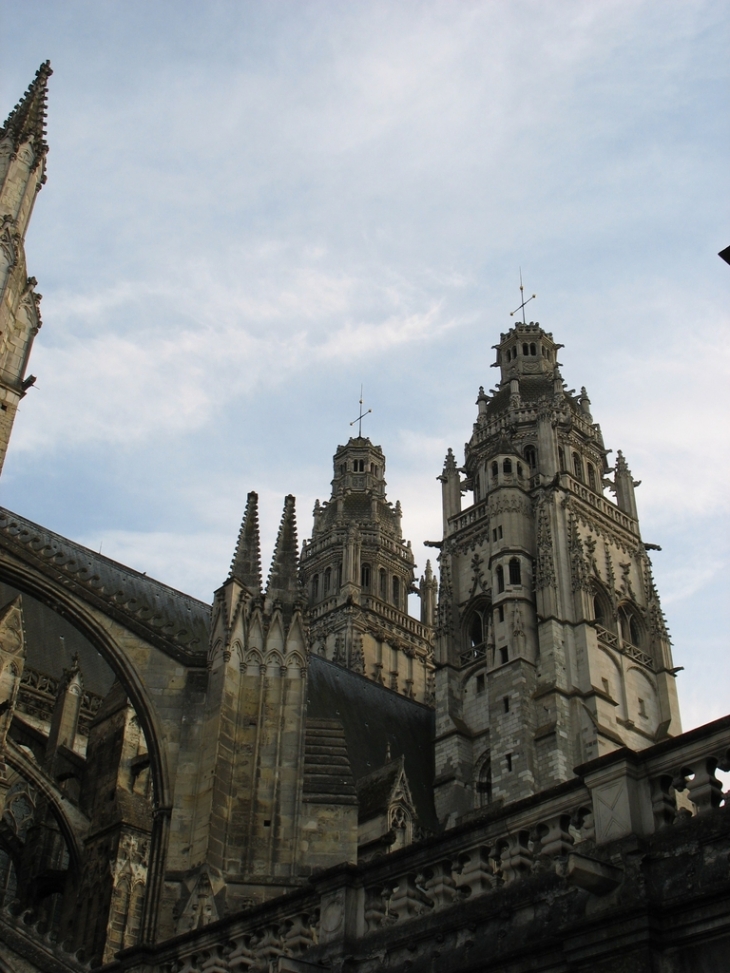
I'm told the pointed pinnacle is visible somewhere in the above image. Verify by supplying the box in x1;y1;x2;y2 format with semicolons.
229;491;263;591
1;61;52;157
266;495;300;603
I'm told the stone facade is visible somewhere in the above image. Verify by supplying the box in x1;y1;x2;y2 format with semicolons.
0;64;726;973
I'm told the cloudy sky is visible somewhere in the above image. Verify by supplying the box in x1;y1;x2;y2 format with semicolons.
1;1;728;731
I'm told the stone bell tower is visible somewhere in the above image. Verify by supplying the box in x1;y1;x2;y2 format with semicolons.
300;436;434;703
433;321;681;824
0;62;51;475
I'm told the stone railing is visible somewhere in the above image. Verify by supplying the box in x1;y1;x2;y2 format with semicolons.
595;624;655;671
563;473;638;535
74;717;730;972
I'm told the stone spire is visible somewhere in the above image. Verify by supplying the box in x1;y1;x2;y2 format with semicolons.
265;495;300;607
0;61;52;159
229;491;262;592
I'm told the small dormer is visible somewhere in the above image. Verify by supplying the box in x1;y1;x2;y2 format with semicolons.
331;437;387;498
492;323;563;386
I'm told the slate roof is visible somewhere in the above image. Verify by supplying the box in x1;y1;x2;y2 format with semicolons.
0;507;210;664
303;719;358;805
356;757;405;822
307;656;438;833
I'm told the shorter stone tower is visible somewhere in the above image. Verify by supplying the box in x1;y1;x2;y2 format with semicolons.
300;437;434;703
0;63;51;474
433;322;681;824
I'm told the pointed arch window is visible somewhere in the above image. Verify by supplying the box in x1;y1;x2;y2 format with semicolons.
379;568;387;599
392;576;400;610
524;445;537;470
509;558;521;586
503;459;512;475
491;461;498;478
587;463;597;492
496;565;505;593
312;575;319;600
530;342;537;355
522;342;529;355
572;452;583;482
361;563;371;589
323;567;332;594
477;755;492;806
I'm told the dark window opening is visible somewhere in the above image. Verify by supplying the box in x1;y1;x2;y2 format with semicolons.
573;452;583;482
499;646;509;665
392;576;400;609
497;605;504;623
524;445;537;469
491;461;498;477
361;564;371;589
324;568;331;593
469;614;483;647
593;594;606;627
478;757;492;805
503;459;512;474
474;474;480;500
379;568;387;599
476;674;485;694
558;447;565;470
530;342;537;356
312;575;319;600
496;565;505;593
509;558;521;586
337;562;343;588
638;697;647;718
506;753;513;772
522;342;529;355
587;463;597;491
517;462;523;477
503;696;510;714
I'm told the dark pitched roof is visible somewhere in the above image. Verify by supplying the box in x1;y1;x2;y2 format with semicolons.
356;756;407;822
306;656;438;833
303;719;357;805
0;508;210;664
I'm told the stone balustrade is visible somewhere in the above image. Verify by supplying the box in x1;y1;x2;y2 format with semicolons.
95;714;730;973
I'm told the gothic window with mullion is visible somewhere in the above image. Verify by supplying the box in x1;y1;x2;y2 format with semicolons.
462;602;491;667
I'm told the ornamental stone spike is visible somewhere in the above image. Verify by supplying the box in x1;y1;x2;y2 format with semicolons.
265;494;300;607
0;61;53;159
229;491;262;592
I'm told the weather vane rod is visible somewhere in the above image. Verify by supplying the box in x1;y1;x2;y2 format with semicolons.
350;385;372;437
510;268;536;324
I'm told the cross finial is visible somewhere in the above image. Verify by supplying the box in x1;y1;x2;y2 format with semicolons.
350;385;372;437
510;268;536;325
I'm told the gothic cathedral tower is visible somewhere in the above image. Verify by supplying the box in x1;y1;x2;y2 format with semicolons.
434;321;681;824
300;436;435;703
0;63;51;474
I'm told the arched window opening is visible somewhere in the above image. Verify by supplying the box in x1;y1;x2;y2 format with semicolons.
524;445;537;469
503;459;512;475
337;562;343;588
477;756;492;806
530;342;537;355
379;568;387;599
522;342;529;355
509;558;521;586
516;462;523;477
361;564;371;589
491;461;498;477
469;613;483;648
392;576;400;609
499;646;509;665
558;447;565;470
587;463;597;491
312;575;319;600
593;593;605;627
324;567;332;594
619;605;644;648
573;452;583;482
496;565;505;593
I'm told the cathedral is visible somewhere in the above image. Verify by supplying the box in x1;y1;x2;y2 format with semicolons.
1;63;729;973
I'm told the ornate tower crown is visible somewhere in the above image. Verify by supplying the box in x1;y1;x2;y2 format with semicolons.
331;436;387;499
492;323;564;386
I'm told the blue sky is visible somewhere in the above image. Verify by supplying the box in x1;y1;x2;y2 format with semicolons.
1;0;728;731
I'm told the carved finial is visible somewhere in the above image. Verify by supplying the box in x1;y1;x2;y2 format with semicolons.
443;448;458;474
265;495;300;605
229;491;262;591
0;61;53;158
